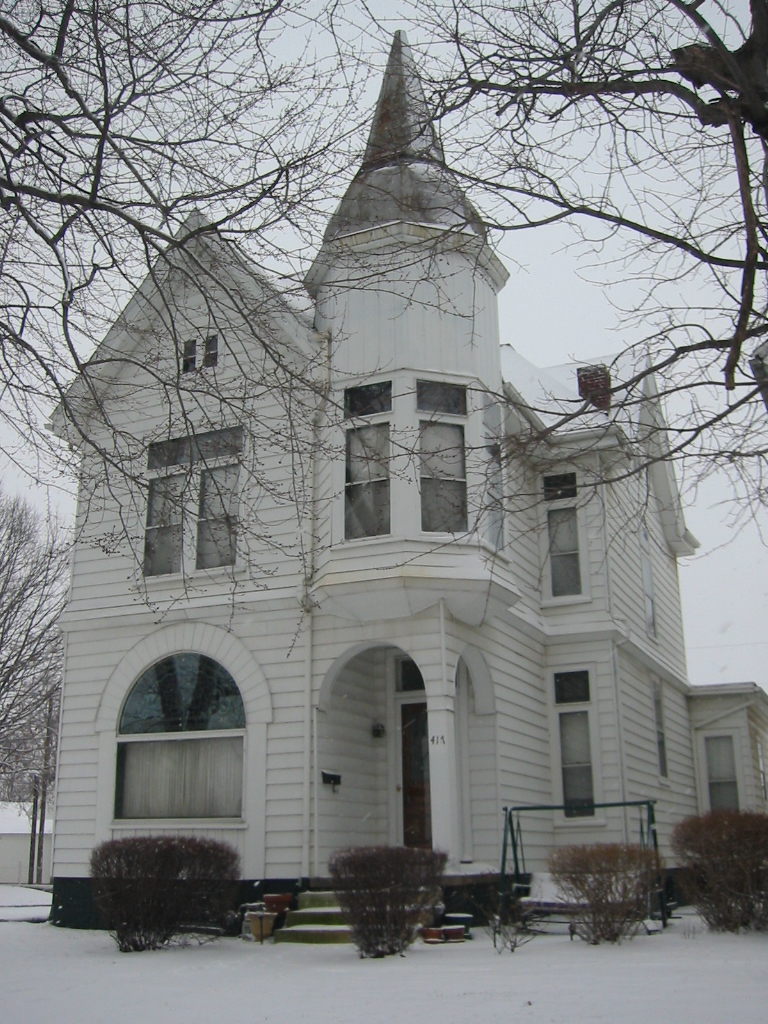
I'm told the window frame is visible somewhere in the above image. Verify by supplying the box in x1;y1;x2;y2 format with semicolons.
704;733;740;812
652;678;668;779
550;666;602;824
143;426;243;578
639;523;657;638
540;471;590;606
417;379;469;536
114;652;246;822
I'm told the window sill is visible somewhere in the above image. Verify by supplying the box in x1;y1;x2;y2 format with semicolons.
138;563;247;589
658;776;671;788
553;816;607;829
111;818;247;830
540;594;593;609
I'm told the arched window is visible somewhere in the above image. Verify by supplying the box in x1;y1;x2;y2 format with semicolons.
115;654;245;819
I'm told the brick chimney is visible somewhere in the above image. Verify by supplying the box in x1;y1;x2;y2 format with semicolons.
577;364;611;411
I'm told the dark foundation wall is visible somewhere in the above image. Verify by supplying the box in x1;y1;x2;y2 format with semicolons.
51;877;302;929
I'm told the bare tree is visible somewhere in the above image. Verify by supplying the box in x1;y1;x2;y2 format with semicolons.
0;1;366;480
0;492;65;809
396;0;768;508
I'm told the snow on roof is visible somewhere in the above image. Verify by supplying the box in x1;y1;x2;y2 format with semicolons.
0;802;51;835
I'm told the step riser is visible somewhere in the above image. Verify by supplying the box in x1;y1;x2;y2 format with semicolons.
274;930;352;944
298;891;339;909
285;910;347;927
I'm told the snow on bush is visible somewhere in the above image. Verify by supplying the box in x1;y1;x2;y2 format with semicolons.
548;843;657;944
90;836;240;951
329;845;446;957
672;810;768;932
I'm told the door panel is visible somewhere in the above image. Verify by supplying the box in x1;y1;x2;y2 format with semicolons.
401;702;432;848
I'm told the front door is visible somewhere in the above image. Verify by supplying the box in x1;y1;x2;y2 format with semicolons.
401;701;432;848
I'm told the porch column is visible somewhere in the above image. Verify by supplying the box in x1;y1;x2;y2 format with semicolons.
426;695;461;864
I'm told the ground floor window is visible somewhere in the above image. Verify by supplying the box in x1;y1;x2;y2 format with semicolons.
115;653;245;819
705;735;739;811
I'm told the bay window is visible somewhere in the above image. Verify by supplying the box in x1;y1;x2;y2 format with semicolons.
544;473;581;597
418;380;468;534
344;381;392;540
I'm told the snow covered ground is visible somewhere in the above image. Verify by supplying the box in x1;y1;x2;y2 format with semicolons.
1;889;767;1024
0;883;52;922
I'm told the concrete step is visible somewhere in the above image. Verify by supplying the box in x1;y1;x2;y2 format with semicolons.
285;908;347;927
297;890;339;910
274;924;352;944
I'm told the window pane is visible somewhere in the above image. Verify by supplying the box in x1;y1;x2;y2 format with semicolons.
543;473;577;500
485;444;504;549
554;671;590;704
203;334;218;368
116;737;243;818
560;711;594;817
706;735;739;810
420;424;465;479
144;475;185;575
421;478;468;533
197;520;237;569
653;684;668;777
183;338;196;373
144;525;182;576
560;711;591;764
552;553;581;597
548;507;578;554
120;653;245;734
562;765;595;817
345;480;390;538
416;380;467;416
147;474;185;527
398;658;425;692
199;465;239;520
147;426;242;470
346;425;390;484
344;381;392;417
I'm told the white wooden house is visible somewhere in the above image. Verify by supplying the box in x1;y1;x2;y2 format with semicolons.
50;32;768;926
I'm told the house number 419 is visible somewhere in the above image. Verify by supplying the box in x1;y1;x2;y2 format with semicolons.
430;735;445;745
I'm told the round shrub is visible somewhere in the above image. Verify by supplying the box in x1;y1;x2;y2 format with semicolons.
671;810;768;931
90;836;241;951
549;843;658;943
329;845;447;957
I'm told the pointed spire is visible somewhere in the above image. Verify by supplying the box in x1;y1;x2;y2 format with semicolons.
362;31;444;168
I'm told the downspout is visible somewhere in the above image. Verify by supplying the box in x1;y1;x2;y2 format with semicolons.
301;331;332;882
600;458;629;843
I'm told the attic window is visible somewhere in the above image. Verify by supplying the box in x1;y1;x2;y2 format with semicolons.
182;334;219;373
543;473;577;500
577;365;611;411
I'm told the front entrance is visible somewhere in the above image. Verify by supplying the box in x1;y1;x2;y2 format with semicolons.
400;701;432;848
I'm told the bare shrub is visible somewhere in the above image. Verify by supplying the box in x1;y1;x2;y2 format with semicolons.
549;843;657;944
90;836;240;952
329;845;447;957
671;811;768;932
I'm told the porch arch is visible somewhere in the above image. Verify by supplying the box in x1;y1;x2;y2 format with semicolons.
456;644;496;715
316;641;428;712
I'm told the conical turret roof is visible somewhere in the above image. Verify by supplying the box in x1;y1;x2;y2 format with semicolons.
322;31;485;243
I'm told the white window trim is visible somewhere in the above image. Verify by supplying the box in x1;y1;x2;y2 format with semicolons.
142;426;244;579
695;728;746;814
639;523;657;640
651;676;669;782
337;380;394;544
539;473;592;607
547;663;604;827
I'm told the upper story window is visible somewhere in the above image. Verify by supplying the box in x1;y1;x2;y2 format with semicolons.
705;735;739;811
144;426;243;576
639;524;656;636
544;473;581;597
182;333;219;373
554;670;594;818
418;380;468;534
652;680;668;778
344;382;391;540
